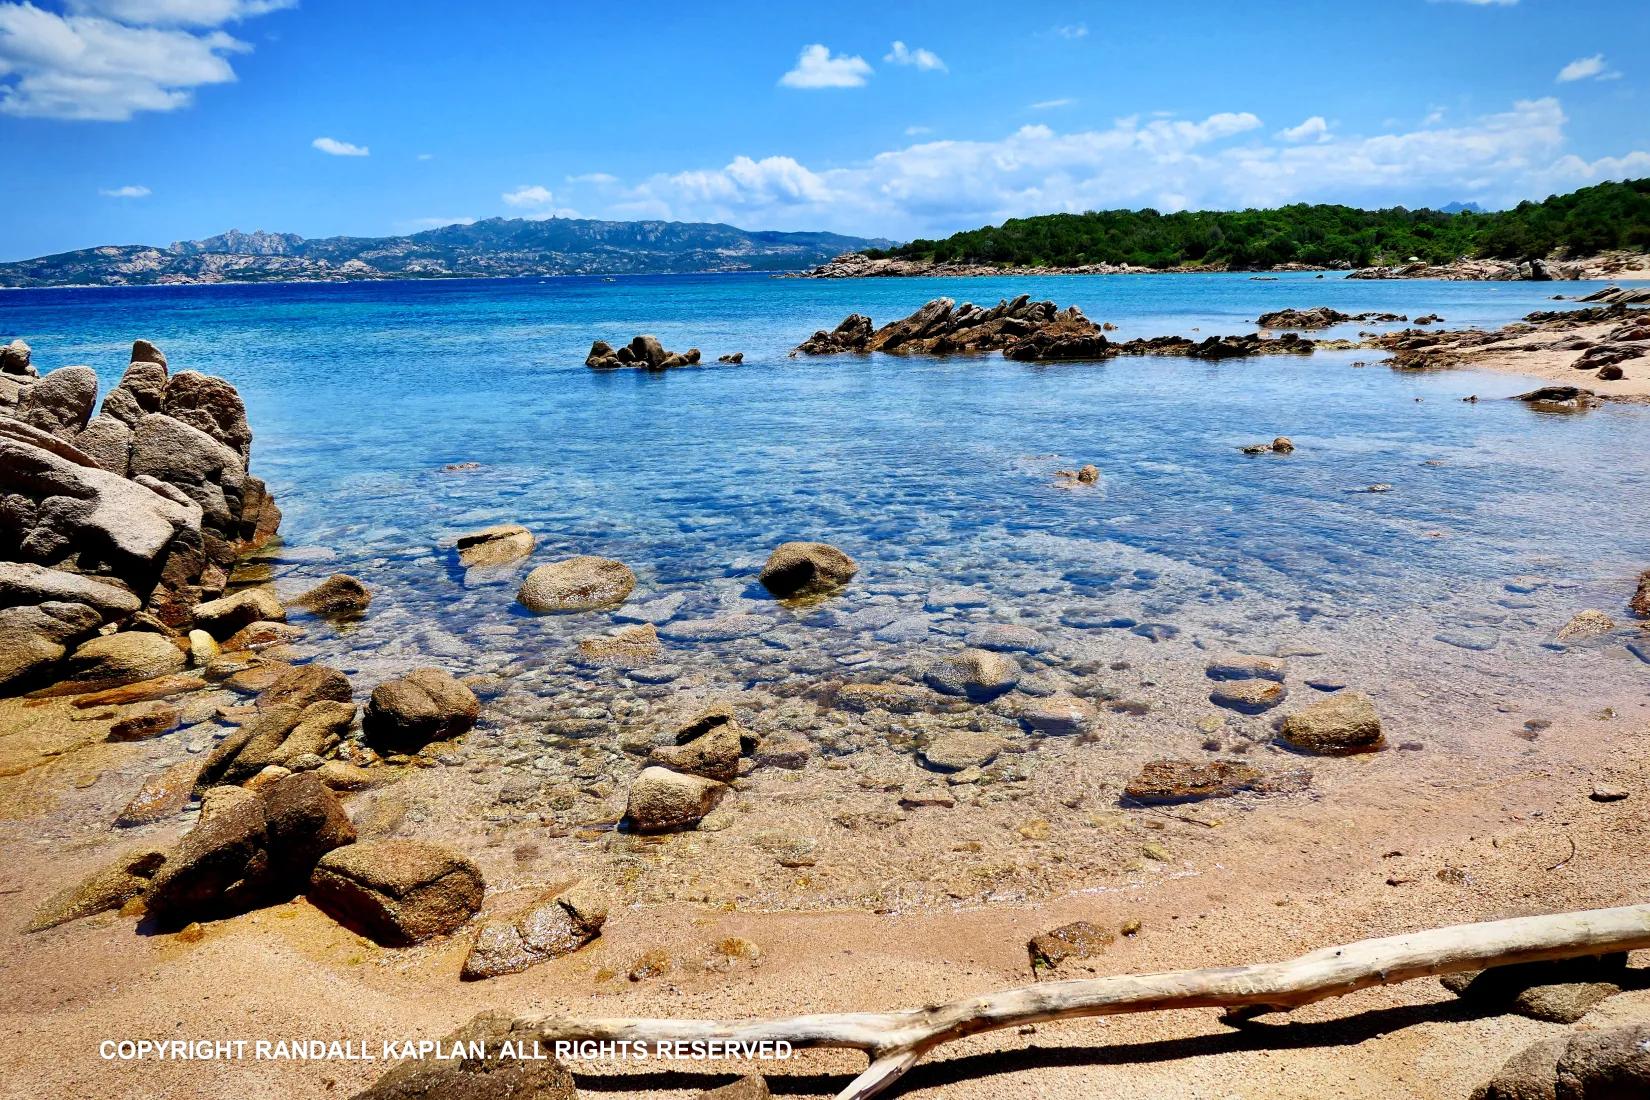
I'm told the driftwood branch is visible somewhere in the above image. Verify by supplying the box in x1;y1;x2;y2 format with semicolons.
515;903;1650;1100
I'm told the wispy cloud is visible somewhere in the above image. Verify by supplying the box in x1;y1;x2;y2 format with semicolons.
1051;23;1088;38
905;125;933;136
1276;116;1330;143
99;183;150;197
566;172;618;185
501;184;554;206
1557;54;1620;83
416;152;434;161
312;136;369;157
0;1;277;120
1029;98;1074;111
884;41;945;72
779;44;871;89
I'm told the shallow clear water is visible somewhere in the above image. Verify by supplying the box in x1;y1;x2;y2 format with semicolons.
4;272;1648;713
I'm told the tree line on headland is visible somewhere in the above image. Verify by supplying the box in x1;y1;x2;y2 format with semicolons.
863;179;1650;270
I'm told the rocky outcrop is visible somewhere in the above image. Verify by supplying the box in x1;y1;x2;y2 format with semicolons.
586;336;702;370
27;846;168;932
0;340;280;692
758;541;858;599
308;839;485;945
1632;570;1650;618
461;881;607;980
0;562;142;692
195;700;357;788
144;772;355;926
0;338;33;377
362;667;479;752
1257;307;1410;329
794;295;1111;360
517;555;635;613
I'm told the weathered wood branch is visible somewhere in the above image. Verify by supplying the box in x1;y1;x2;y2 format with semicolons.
514;903;1650;1100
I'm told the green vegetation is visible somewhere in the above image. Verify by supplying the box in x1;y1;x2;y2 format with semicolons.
865;179;1650;270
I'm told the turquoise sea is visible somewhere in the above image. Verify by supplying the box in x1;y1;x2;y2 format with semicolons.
3;272;1647;722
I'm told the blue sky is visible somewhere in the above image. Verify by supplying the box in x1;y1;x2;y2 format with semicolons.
0;0;1646;259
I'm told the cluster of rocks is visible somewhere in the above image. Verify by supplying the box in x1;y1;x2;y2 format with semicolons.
1579;284;1650;306
1;339;285;695
585;335;702;370
1376;300;1648;383
796;253;1156;279
1350;257;1570;281
794;296;1324;363
1257;307;1407;329
793;295;1114;361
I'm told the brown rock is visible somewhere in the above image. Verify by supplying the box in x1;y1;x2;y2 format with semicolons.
309;839;485;946
192;588;285;639
115;757;205;826
1632;570;1650;618
1028;920;1115;970
1208;679;1286;714
622;766;727;832
574;623;661;668
349;1012;575;1100
699;1077;770;1100
60;631;187;689
648;706;746;781
1278;691;1384;755
758;541;859;599
461;881;608;980
455;524;536;569
106;704;183;742
27;847;167;931
363;667;479;752
291;574;371;620
257;663;352;709
1123;759;1265;804
517;556;635;613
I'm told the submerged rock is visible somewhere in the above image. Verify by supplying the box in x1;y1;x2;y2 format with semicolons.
923;647;1020;701
1204;654;1287;682
1123;759;1266;804
758;541;858;599
575;623;662;668
517;556;635;613
1017;692;1098;735
920;729;1004;771
1208;679;1286;714
309;839;484;946
456;523;536;569
291;574;371;621
1277;691;1384;755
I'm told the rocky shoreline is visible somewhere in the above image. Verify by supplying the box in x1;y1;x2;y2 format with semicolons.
6;308;1650;1098
797;249;1650;283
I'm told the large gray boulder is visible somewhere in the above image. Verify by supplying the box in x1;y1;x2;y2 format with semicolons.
101;362;168;427
622;765;727;831
309;839;484;946
758;541;858;599
0;338;33;377
161;370;252;461
0;435;204;601
59;631;186;688
17;365;98;440
0;563;140;692
517;556;635;613
72;414;133;476
129;413;245;556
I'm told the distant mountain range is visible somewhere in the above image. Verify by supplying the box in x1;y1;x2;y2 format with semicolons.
0;218;893;288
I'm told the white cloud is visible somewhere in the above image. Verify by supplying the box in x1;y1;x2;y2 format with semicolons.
416;152;434;161
63;0;293;26
1276;116;1330;143
596;97;1649;240
779;44;871;89
99;183;150;197
501;184;554;206
0;2;258;120
1556;54;1620;83
884;41;945;72
1052;23;1088;38
566;172;618;185
905;125;932;136
312;136;368;157
1030;98;1074;110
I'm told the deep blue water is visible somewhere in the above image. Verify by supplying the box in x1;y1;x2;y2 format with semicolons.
3;272;1647;703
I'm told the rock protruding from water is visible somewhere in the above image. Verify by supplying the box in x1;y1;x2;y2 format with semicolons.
363;667;479;752
1631;569;1650;618
309;839;485;946
291;574;371;621
758;541;858;599
622;765;727;832
455;523;535;569
648;705;750;781
793;295;1113;361
517;556;636;613
586;336;702;370
1277;691;1384;754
